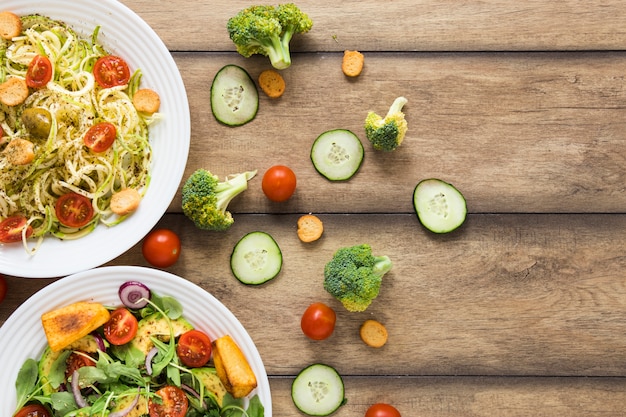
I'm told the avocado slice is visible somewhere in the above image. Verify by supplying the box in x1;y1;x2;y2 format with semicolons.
130;312;193;356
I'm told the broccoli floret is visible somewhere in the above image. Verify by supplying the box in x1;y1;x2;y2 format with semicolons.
227;3;313;70
182;169;256;231
323;244;393;312
364;96;408;151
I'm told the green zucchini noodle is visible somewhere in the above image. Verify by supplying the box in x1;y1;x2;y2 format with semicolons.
0;15;159;254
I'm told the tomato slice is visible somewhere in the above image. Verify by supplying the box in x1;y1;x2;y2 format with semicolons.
103;307;138;346
0;215;33;243
93;55;130;88
55;192;94;228
83;122;116;153
149;385;188;417
64;351;96;379
14;404;51;417
176;330;212;368
26;55;53;88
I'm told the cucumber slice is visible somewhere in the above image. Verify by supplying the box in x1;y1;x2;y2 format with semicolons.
230;231;282;285
413;178;467;233
291;363;345;416
310;129;364;181
210;64;258;126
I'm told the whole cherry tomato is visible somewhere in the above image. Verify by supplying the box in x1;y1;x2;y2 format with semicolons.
365;403;401;417
301;302;336;340
142;228;181;268
262;165;297;202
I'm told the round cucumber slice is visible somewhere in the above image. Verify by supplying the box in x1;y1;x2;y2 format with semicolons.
413;178;467;233
210;64;258;126
291;363;345;416
310;129;364;181
230;231;282;285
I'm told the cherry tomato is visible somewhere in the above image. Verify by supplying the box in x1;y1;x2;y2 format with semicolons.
176;329;212;368
142;228;181;268
148;385;188;417
103;307;138;345
262;165;297;202
26;55;53;88
55;192;94;228
14;404;51;417
0;275;6;304
64;351;96;379
83;122;116;153
93;55;130;88
365;403;402;417
0;216;33;243
301;302;336;340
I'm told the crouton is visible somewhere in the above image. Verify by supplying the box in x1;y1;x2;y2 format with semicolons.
297;214;324;242
0;11;22;40
258;69;285;98
212;335;257;398
0;77;29;106
342;50;364;77
359;319;388;348
110;188;141;215
4;138;34;165
132;88;161;114
41;301;111;352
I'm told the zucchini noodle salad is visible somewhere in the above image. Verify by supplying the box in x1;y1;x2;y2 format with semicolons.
0;13;159;254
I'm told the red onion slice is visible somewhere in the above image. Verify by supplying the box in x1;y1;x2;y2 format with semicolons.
71;370;87;408
90;332;106;351
145;347;158;376
118;281;151;309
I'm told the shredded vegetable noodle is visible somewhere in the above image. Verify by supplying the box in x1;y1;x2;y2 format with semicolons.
0;15;157;254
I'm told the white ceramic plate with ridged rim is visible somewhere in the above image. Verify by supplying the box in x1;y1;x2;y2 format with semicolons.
0;0;190;278
0;266;272;416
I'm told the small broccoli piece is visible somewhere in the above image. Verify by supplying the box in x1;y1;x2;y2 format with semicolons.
227;3;313;70
182;169;256;231
323;244;393;312
364;96;408;151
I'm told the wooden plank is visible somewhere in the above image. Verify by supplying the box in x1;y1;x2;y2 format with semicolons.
73;212;626;377
169;51;626;214
269;376;626;417
121;0;626;52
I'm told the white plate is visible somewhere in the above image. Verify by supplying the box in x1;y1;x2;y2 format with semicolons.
0;266;272;416
0;0;190;278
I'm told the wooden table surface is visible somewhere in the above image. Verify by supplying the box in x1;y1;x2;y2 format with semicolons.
3;1;626;415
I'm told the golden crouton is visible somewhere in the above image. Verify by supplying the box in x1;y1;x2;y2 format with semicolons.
212;335;257;398
0;77;29;107
342;50;364;77
0;11;22;40
4;138;35;165
41;302;111;352
359;319;388;348
132;88;161;114
110;188;141;215
258;69;286;98
297;214;324;242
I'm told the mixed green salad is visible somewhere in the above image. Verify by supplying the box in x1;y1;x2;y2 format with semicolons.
12;280;264;417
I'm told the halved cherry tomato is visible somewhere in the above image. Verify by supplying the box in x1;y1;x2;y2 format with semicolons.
65;351;96;379
0;215;33;243
55;193;94;228
14;404;51;417
83;122;116;153
103;307;138;346
365;403;402;417
176;329;212;368
93;55;130;88
149;385;188;417
0;275;6;304
262;165;297;202
26;55;53;88
301;302;336;340
142;229;181;268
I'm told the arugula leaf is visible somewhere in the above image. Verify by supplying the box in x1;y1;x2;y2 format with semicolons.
15;359;39;410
